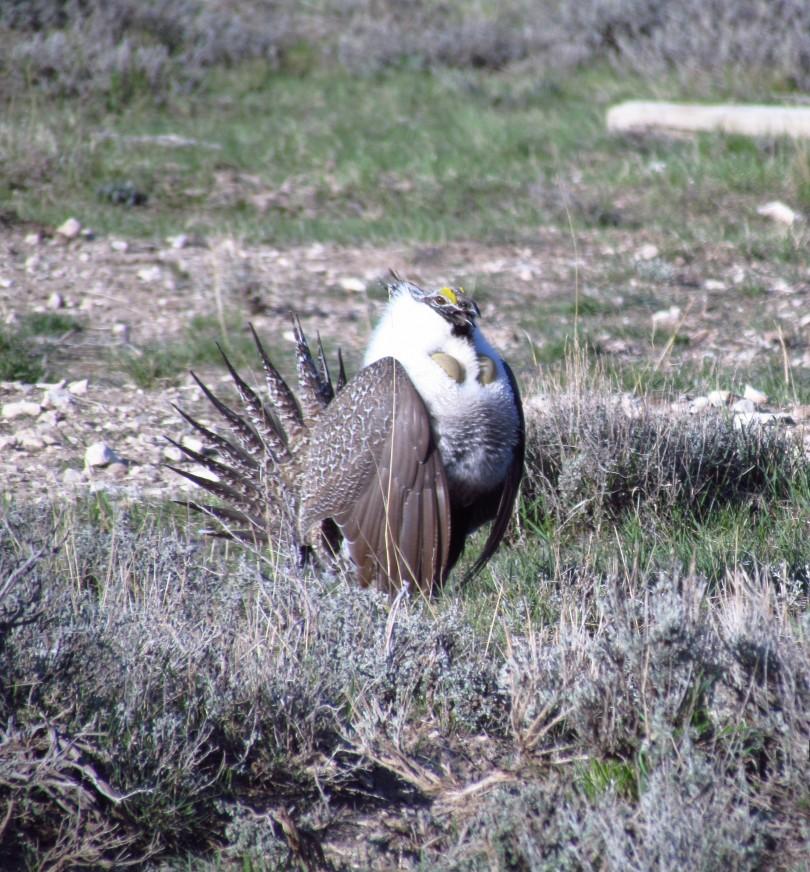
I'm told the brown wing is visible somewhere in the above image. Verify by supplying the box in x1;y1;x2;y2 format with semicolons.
462;360;524;583
299;357;451;596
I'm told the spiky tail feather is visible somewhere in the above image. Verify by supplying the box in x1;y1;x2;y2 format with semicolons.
170;321;341;557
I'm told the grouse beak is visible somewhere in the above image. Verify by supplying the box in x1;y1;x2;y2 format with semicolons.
430;286;480;334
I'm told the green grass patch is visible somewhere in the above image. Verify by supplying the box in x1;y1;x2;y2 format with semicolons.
0;312;84;382
1;62;808;253
609;356;810;407
577;756;648;803
115;316;262;388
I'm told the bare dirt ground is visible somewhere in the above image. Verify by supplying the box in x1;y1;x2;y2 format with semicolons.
1;223;808;507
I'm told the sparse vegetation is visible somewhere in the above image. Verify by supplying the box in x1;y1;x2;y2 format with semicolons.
116;316;258;388
1;431;807;869
1;1;809;869
0;312;83;382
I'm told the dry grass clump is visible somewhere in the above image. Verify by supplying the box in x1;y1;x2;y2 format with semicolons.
0;503;504;868
558;0;810;91
441;570;808;870
1;487;807;869
4;0;809;102
523;360;805;527
0;0;293;102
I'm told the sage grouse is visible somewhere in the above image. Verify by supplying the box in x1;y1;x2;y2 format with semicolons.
169;276;524;595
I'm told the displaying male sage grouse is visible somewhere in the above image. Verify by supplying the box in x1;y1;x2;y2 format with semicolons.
168;275;524;596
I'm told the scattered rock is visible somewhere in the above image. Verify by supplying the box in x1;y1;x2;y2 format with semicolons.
338;276;366;293
770;277;793;294
17;429;45;451
635;243;659;261
68;378;88;396
163;444;184;463
743;384;768;405
2;400;42;419
112;322;131;342
651;305;681;329
107;461;129;480
757;201;800;226
167;234;190;249
97;181;148;207
733;411;781;430
24;232;41;246
689;396;710;412
85;442;120;468
37;409;61;428
47;291;65;309
63;468;86;486
110;239;129;252
137;266;163;284
56;217;82;239
707;390;730;407
42;386;73;411
730;266;746;285
732;397;756;414
180;435;205;454
703;279;725;291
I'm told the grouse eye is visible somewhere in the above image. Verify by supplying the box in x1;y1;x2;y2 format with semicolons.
432;295;447;305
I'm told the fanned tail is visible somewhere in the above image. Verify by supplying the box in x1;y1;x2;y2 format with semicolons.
292;315;334;420
169;322;342;557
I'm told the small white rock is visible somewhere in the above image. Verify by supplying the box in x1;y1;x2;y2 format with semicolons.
67;378;88;395
63;468;86;486
337;276;366;293
56;217;82;239
137;265;163;283
690;396;710;413
163;444;184;463
84;441;120;468
180;435;204;454
733;411;779;431
24;232;41;246
732;398;756;414
110;239;129;252
2;400;42;419
37;409;61;428
25;254;41;273
703;279;725;291
635;243;659;261
707;390;730;407
46;291;65;310
17;429;45;451
40;429;59;446
167;233;189;249
112;322;130;342
0;277;13;289
757;201;799;226
743;384;768;405
652;305;681;328
42;386;72;411
107;461;128;480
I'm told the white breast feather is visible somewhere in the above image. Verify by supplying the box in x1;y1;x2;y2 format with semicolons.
364;292;519;494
